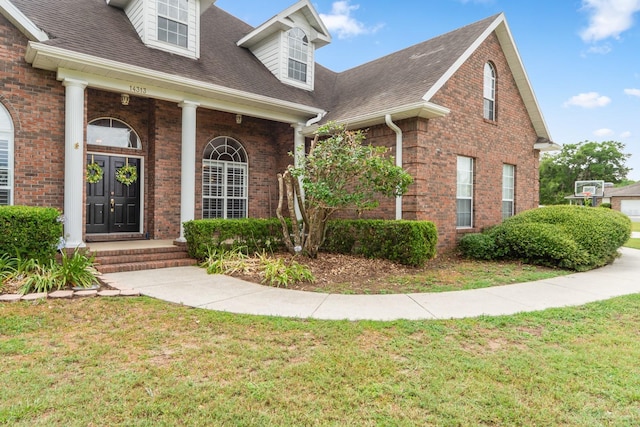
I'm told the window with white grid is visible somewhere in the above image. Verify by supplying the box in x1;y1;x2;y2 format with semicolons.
202;137;248;219
158;0;188;48
502;164;515;220
483;62;496;120
287;28;308;82
0;104;13;206
456;156;474;228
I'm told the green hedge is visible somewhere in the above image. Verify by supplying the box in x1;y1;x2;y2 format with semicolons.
459;205;631;271
0;206;62;262
183;218;287;260
184;218;438;267
322;219;437;266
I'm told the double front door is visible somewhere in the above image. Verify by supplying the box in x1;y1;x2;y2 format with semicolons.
86;154;141;234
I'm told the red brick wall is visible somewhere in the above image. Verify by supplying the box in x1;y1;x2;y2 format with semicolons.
354;32;541;251
0;15;66;208
195;111;291;222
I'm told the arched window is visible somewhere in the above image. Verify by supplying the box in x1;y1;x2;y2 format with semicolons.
0;104;14;205
202;136;248;219
483;62;496;120
87;118;142;149
287;27;308;82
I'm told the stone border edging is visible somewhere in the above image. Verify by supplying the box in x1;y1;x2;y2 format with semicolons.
0;288;141;302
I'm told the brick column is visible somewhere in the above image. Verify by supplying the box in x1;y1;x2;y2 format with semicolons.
62;78;87;248
177;101;199;242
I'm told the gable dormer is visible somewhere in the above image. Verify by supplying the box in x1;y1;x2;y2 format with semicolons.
106;0;216;59
236;0;331;91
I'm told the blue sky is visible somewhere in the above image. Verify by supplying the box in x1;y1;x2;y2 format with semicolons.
215;0;640;180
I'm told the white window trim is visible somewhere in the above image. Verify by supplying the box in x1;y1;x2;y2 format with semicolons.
143;0;200;59
483;62;496;121
157;0;189;49
202;137;248;219
0;104;14;206
87;117;142;150
502;164;515;220
456;156;474;228
281;28;314;90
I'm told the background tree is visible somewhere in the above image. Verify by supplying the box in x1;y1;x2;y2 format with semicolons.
276;122;413;258
539;140;631;205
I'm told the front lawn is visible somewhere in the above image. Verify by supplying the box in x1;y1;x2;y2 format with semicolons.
625;238;640;249
2;297;640;425
632;221;640;232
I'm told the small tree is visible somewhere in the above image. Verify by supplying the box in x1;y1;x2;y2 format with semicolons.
276;122;413;258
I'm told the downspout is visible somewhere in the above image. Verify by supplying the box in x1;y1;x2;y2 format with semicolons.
385;114;403;220
292;111;326;220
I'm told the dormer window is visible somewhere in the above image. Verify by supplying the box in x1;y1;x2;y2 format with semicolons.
158;0;189;48
287;28;308;83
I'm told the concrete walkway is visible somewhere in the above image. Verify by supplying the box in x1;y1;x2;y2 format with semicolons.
101;247;640;321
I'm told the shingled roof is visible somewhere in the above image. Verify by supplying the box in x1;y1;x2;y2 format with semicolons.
322;15;499;123
4;0;548;137
10;0;325;110
605;182;640;197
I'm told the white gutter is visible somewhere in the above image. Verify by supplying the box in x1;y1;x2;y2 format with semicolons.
0;0;49;41
385;114;403;220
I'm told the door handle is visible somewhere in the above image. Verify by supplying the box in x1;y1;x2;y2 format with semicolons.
110;198;115;212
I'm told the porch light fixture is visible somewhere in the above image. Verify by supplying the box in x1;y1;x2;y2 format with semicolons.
236;114;242;124
121;94;130;106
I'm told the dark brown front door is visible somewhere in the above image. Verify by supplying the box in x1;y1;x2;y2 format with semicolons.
86;154;141;234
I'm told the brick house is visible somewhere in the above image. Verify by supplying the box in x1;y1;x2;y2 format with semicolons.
0;0;558;251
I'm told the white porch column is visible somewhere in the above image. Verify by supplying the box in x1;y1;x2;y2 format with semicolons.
177;101;199;242
62;78;88;248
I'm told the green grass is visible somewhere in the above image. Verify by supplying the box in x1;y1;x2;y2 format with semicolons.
624;238;640;249
632;222;640;232
389;260;570;293
2;297;640;425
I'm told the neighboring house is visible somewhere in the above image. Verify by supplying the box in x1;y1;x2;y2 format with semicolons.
602;182;640;216
0;0;558;251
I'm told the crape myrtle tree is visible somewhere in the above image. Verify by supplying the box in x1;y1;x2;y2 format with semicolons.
276;121;413;258
539;140;631;205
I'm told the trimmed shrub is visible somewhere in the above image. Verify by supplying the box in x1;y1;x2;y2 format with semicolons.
489;221;589;270
0;206;62;262
461;205;631;271
322;220;437;266
183;218;287;260
185;218;437;266
458;233;497;260
599;203;612;209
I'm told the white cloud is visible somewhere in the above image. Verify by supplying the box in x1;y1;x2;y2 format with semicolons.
320;1;383;39
620;131;632;138
586;43;612;54
594;128;615;136
580;0;640;42
625;88;640;97
563;92;612;108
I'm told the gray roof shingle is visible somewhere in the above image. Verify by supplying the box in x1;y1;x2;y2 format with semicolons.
9;0;499;123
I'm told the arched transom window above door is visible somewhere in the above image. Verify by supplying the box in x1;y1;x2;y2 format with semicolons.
87;118;142;149
202;136;248;219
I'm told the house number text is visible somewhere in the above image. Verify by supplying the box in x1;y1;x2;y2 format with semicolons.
129;85;147;94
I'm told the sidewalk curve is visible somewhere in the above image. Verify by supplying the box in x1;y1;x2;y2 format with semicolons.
101;247;640;321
